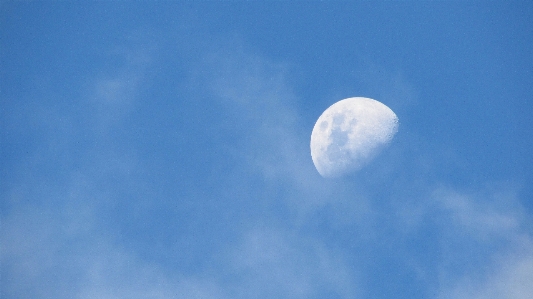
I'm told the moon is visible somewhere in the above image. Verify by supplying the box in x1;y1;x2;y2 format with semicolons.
310;97;399;178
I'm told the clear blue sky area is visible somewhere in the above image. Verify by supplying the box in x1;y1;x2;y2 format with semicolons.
1;2;532;298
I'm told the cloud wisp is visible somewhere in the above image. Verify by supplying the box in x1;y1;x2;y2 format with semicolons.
2;25;532;299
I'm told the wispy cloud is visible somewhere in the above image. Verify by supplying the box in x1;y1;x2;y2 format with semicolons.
430;185;533;299
194;43;367;218
439;248;533;299
185;36;533;299
3;21;532;299
224;227;358;298
433;186;523;241
1;32;362;299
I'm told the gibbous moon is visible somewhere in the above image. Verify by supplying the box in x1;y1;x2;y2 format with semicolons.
310;97;398;178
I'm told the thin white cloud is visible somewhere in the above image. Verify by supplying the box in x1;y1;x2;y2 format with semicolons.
225;227;358;299
1;172;229;299
433;187;522;241
431;185;533;299
182;42;364;298
2;33;363;299
4;18;531;299
194;43;372;221
437;246;533;299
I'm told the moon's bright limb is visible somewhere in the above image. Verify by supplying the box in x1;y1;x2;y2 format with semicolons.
310;97;398;178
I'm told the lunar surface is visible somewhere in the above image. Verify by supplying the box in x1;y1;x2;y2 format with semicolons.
310;97;398;178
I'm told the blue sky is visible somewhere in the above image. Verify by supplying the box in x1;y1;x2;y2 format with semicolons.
1;2;532;298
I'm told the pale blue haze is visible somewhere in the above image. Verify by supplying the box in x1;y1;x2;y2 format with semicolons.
1;2;532;299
